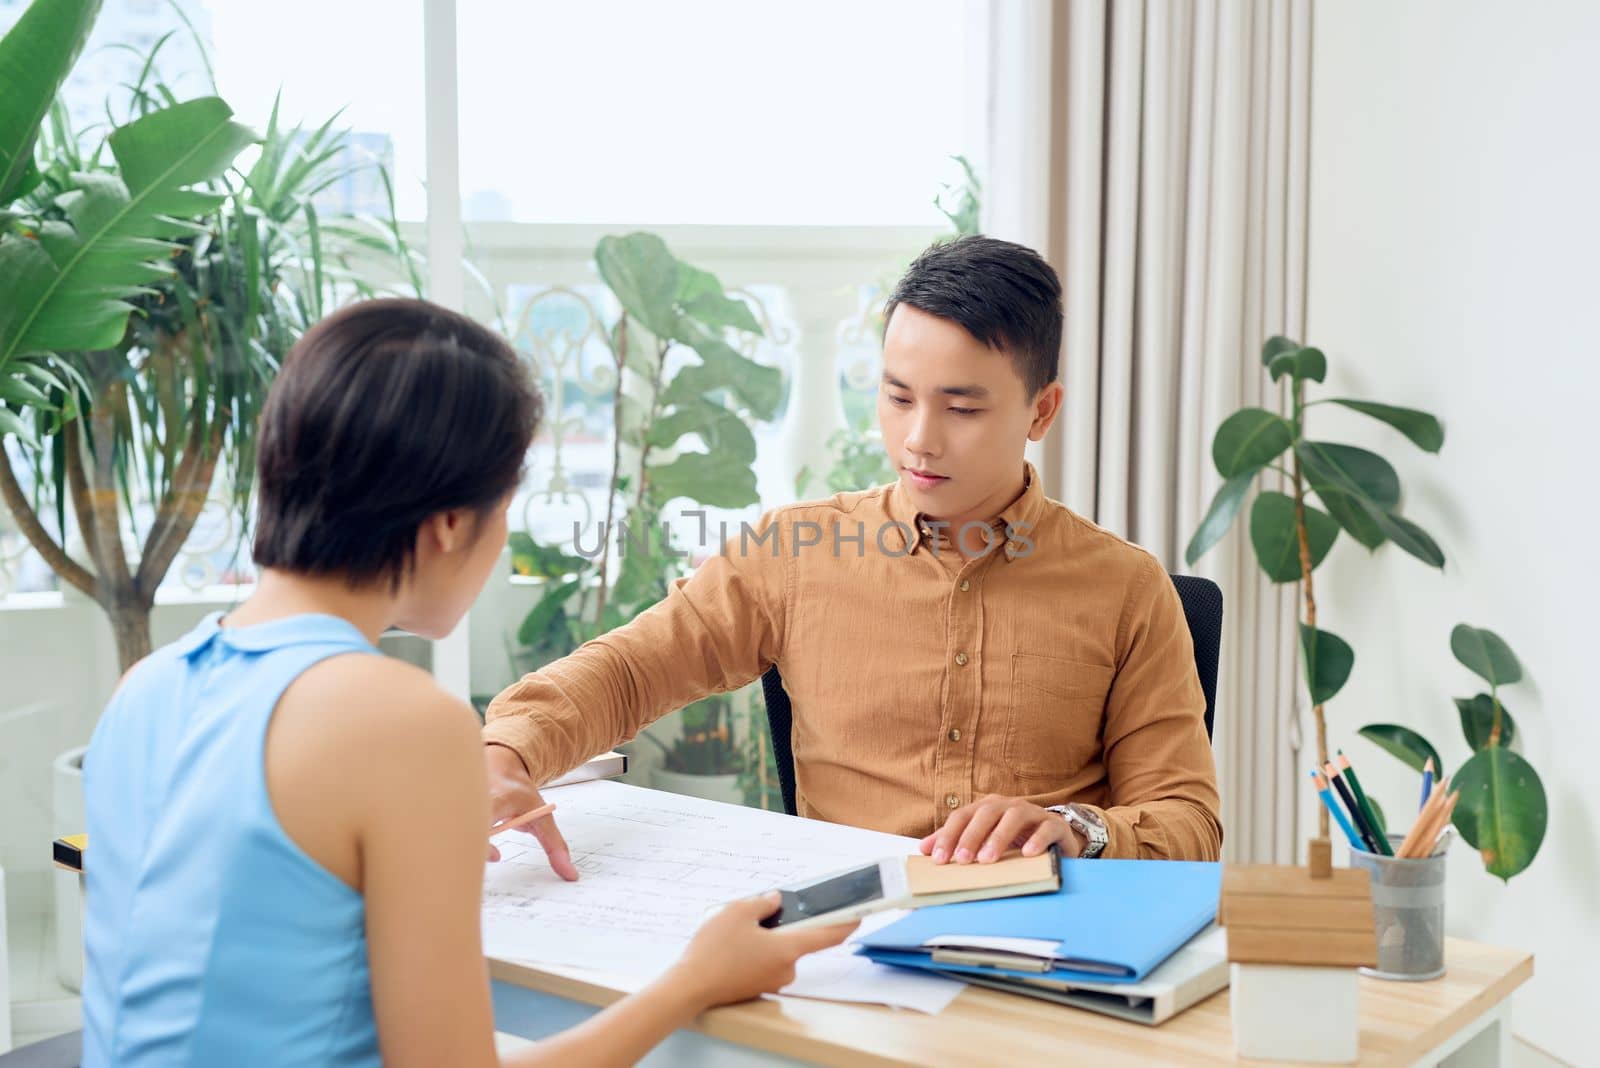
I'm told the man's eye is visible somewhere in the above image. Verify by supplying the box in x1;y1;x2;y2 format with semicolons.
950;407;980;416
888;394;912;407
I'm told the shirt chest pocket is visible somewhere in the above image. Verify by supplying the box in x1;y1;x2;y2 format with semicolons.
1002;653;1115;785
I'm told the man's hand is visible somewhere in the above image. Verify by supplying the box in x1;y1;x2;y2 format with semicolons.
485;744;579;881
920;795;1084;864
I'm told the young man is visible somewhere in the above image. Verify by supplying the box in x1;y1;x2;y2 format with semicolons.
484;236;1221;877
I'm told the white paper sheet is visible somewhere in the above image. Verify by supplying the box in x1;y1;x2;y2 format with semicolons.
482;780;964;1012
780;910;966;1014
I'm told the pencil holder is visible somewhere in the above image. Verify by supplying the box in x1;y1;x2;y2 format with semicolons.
1348;833;1447;981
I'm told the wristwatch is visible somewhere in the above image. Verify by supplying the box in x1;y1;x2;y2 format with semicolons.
1048;803;1109;859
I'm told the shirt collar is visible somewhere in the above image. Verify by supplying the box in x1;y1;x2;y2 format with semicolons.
885;463;1044;561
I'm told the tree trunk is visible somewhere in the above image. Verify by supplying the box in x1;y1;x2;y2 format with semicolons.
108;600;153;673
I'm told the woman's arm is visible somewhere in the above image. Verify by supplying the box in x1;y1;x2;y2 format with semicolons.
343;663;851;1068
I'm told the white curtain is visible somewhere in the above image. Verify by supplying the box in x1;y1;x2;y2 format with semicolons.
978;0;1312;864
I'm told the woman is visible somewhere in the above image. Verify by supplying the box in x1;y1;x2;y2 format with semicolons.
82;298;853;1066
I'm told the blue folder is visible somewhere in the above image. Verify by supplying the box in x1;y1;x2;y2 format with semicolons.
858;860;1221;985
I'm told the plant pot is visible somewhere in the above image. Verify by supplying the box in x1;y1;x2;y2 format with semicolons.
648;766;743;806
52;746;86;994
1;862;12;1053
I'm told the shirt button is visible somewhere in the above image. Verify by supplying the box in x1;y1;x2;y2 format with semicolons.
948;728;962;741
946;794;961;808
954;652;969;666
959;579;970;592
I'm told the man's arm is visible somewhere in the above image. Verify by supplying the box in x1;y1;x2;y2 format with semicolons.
924;554;1223;865
484;510;789;788
1073;555;1223;860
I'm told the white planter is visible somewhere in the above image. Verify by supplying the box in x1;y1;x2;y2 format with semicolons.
648;766;743;806
1231;962;1358;1063
1;862;12;1053
52;746;86;994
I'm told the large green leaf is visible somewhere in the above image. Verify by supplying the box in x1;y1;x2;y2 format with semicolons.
1185;473;1253;565
676;262;761;336
1366;507;1445;569
1212;408;1293;478
1299;623;1354;705
1453;747;1547;881
662;334;782;421
0;0;102;204
517;577;580;647
1260;335;1300;367
1249;490;1339;582
1451;624;1523;687
0;97;255;363
595;232;681;340
1456;693;1517;751
1311;485;1387;550
1296;441;1401;509
1268;346;1327;384
1358;723;1444;778
1328;399;1444;453
647;398;757;464
646;450;760;508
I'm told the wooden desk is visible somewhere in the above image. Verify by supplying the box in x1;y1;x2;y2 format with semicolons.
490;937;1530;1068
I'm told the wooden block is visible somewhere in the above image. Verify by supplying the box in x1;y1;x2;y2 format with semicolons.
1222;865;1372;900
1308;836;1332;877
1227;927;1378;968
1220;893;1376;932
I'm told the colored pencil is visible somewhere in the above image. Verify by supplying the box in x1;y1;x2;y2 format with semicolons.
1311;770;1364;850
1337;752;1394;856
1421;757;1435;811
489;801;556;839
1324;761;1379;854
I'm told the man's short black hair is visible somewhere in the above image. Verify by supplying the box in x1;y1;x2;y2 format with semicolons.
253;297;542;587
883;235;1063;396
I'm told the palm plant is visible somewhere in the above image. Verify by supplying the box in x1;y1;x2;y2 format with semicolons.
0;7;410;670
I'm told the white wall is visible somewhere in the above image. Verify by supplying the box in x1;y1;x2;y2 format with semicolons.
1308;2;1599;1062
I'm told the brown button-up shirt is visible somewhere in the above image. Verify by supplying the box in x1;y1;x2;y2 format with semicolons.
485;465;1222;860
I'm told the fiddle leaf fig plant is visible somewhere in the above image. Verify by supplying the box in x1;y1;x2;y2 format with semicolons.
513;232;778;664
1360;625;1547;881
1186;336;1447;841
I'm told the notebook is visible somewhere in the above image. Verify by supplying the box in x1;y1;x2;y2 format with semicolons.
944;925;1229;1025
859;859;1222;984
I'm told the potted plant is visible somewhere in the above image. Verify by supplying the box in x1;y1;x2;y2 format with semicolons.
645;693;743;804
1357;625;1547;881
1186;336;1447;850
1;8;410;991
506;233;782;798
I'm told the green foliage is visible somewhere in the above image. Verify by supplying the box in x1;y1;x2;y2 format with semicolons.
0;19;412;668
933;155;982;237
1187;336;1446;714
1359;625;1547;881
512;235;777;683
793;426;896;499
640;692;740;776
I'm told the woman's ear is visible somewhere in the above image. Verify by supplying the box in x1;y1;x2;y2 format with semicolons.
419;508;473;556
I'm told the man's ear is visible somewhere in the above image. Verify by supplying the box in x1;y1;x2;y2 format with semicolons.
1028;382;1065;441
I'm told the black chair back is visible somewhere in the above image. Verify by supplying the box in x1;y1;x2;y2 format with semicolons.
760;573;1223;817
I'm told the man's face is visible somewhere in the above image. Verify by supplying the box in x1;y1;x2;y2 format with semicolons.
877;304;1062;524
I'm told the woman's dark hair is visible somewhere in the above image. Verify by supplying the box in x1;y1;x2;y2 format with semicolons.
883;235;1063;396
252;298;542;587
